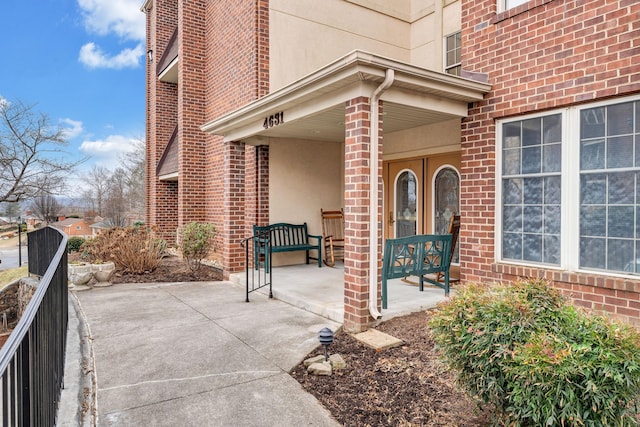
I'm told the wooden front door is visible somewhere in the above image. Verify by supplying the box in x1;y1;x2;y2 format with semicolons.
385;159;424;239
384;153;461;242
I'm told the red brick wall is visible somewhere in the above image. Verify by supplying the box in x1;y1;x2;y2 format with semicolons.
461;0;640;325
343;97;383;332
145;0;179;243
177;1;207;226
203;0;270;273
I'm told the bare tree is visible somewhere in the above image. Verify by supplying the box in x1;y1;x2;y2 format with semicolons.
103;168;128;227
28;194;62;224
119;138;145;218
0;202;20;220
0;98;80;202
82;165;111;216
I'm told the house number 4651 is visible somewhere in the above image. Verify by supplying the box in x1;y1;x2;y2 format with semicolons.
263;111;284;129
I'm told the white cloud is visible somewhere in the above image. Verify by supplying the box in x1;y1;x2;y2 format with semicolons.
60;118;84;140
77;0;145;69
79;134;139;167
79;42;143;69
77;0;145;41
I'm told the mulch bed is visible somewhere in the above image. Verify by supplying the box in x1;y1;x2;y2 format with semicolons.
290;310;493;426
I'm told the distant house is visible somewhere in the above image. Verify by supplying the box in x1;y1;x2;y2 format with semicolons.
89;221;111;237
50;218;94;238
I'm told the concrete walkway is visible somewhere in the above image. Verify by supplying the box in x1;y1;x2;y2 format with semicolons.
59;281;341;426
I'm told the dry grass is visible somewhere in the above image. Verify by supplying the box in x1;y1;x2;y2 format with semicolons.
0;265;28;288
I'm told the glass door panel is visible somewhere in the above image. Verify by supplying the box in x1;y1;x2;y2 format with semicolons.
395;170;418;237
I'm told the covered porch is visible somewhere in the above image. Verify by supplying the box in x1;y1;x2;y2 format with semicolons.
230;264;452;325
203;50;489;331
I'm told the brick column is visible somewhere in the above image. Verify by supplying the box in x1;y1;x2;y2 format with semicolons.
343;97;382;332
223;141;246;278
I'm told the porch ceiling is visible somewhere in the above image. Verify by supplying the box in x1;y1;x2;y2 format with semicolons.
201;50;491;145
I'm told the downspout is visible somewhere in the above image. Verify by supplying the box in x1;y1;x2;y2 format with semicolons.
369;69;395;320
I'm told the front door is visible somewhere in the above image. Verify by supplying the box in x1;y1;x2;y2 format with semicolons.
384;153;461;241
385;159;423;239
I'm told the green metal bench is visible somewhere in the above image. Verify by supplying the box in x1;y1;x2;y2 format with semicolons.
381;234;453;309
253;223;322;272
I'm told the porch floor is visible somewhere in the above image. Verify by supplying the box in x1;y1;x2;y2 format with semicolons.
230;263;452;325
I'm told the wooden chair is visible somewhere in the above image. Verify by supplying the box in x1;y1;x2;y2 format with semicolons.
321;209;345;267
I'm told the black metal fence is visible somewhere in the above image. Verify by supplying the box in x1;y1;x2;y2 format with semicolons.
242;232;273;302
0;227;68;426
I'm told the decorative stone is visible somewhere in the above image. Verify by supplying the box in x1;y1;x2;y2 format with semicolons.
307;360;332;376
304;355;325;367
329;353;346;370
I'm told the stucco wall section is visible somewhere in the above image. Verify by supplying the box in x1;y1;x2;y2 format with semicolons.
268;139;343;266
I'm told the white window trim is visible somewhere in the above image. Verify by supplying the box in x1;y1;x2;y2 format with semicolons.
498;0;529;13
495;94;640;279
443;31;461;75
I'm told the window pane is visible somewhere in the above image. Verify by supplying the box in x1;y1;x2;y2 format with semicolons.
503;178;522;204
542;143;561;172
581;139;605;170
522;146;541;173
503;206;522;232
503;233;522;259
580;237;606;269
607;135;634;168
544;205;561;234
522;119;541;146
581;107;605;139
543;235;560;264
503;149;521;175
523;234;542;262
543;114;562;143
608;172;635;204
396;171;417;238
580;206;606;237
523;177;542;204
523;206;542;233
607;102;634;136
607;238;634;272
580;174;606;204
544;176;561;204
503;122;521;147
608;206;634;238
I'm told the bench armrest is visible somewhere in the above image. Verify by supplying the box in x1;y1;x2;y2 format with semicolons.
307;234;322;244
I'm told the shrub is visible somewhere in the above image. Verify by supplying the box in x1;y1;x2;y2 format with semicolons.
429;280;640;426
180;222;217;274
67;236;86;253
81;226;166;274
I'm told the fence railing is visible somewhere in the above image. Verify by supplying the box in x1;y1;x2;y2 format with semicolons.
0;226;68;426
242;232;273;302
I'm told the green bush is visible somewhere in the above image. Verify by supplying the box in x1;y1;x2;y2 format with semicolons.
429;280;640;426
180;222;217;274
67;236;86;253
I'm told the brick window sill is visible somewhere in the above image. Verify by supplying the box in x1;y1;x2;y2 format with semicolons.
492;262;640;293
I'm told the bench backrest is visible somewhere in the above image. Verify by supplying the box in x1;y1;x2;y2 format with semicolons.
382;234;453;280
253;223;310;247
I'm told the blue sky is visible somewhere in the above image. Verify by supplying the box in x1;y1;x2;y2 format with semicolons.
0;0;145;192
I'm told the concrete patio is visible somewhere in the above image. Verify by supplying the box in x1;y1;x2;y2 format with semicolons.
230;263;453;324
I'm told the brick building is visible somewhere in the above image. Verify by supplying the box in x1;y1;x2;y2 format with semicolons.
461;0;640;326
142;0;640;331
